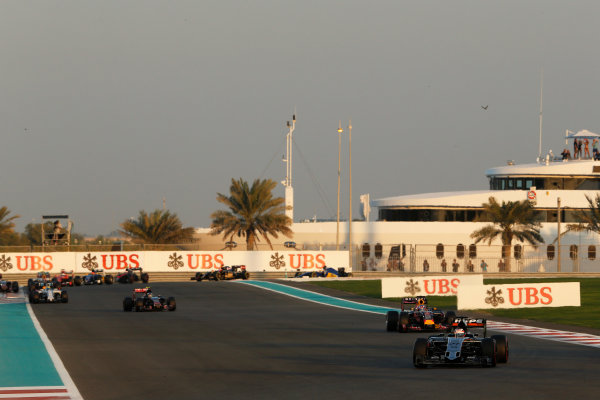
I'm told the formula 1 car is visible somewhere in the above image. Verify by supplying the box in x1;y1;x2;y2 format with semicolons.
52;270;75;287
412;317;509;368
0;274;19;293
385;296;456;333
191;265;250;281
29;281;69;304
74;269;114;285
294;266;353;278
27;272;53;291
122;287;176;312
116;267;149;284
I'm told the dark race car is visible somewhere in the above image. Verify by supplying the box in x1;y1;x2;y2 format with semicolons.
385;296;456;333
74;269;114;285
412;318;509;368
116;267;149;284
29;281;69;304
27;272;53;292
294;266;353;278
123;287;176;312
52;270;75;287
0;274;19;293
191;265;250;281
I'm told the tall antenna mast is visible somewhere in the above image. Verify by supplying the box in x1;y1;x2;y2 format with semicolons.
282;113;296;222
538;70;544;161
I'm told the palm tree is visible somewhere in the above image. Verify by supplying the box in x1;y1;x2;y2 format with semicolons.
470;197;544;272
120;209;195;244
210;178;292;250
0;206;20;243
560;194;600;235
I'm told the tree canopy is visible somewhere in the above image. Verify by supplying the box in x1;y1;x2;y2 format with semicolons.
120;209;195;244
210;178;292;250
0;206;20;245
470;197;544;246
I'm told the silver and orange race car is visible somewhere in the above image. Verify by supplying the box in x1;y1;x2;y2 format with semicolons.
385;296;456;333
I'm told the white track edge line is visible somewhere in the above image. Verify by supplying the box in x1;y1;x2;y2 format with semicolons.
25;296;83;400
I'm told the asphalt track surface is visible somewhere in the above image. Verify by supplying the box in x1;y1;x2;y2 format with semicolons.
31;281;600;400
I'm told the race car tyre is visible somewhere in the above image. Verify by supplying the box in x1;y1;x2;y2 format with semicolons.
242;272;250;280
413;338;428;368
310;272;317;278
399;313;410;333
195;272;203;281
74;276;82;286
104;275;114;285
11;281;19;293
214;273;221;281
491;335;509;363
167;297;176;311
123;297;134;312
31;292;40;304
386;311;399;332
141;273;149;283
61;291;69;303
27;278;33;288
444;311;456;325
135;298;144;312
128;275;135;284
481;338;497;367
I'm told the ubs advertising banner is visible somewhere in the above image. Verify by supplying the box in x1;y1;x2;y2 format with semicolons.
457;282;581;309
381;275;484;298
0;251;348;273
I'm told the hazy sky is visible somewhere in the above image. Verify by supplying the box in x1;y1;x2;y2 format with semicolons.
3;1;600;235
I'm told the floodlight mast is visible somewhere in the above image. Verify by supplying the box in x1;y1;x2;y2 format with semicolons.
282;114;296;222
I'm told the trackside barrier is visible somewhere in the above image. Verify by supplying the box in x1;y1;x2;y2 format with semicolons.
457;282;581;309
381;275;483;297
0;251;348;274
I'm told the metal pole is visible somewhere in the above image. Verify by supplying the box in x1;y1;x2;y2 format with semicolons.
348;120;353;270
337;121;343;250
557;197;561;273
538;70;543;161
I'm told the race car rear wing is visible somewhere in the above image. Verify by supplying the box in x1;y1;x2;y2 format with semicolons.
400;296;428;311
451;317;488;336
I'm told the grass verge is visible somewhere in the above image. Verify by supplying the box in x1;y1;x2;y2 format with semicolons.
309;278;600;330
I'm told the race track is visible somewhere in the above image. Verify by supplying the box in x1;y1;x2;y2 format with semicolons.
31;281;600;400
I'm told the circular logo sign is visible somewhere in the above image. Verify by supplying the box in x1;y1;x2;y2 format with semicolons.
527;190;536;200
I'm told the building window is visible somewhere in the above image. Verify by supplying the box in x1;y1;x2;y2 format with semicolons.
436;243;444;259
589;245;596;260
361;243;370;258
374;243;383;259
468;244;477;259
547;245;555;260
456;244;465;259
514;244;522;260
570;245;578;260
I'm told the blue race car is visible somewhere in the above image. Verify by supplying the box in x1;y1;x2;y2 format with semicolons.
74;269;114;285
294;266;352;278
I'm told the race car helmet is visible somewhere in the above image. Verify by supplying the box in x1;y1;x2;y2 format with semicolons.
417;298;426;305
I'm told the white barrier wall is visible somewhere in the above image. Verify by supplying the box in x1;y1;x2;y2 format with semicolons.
381;275;484;297
0;251;348;274
457;282;581;309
